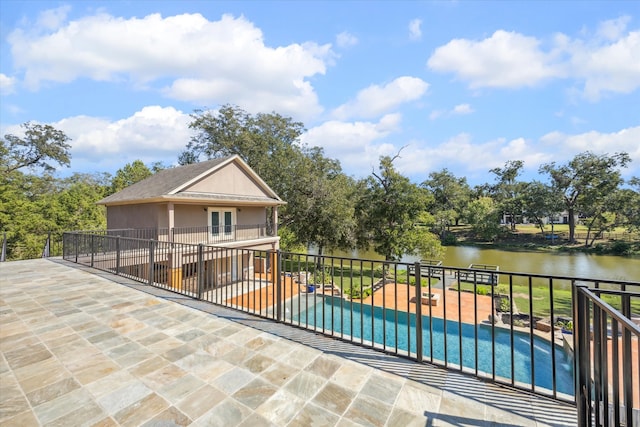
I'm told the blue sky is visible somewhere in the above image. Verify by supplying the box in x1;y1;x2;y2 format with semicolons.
1;1;639;185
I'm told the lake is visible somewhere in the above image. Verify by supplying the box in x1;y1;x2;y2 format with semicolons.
311;245;640;282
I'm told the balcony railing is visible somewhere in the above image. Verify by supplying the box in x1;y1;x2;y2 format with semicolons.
62;231;640;425
79;224;273;245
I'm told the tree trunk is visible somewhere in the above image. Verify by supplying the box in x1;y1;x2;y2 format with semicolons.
568;208;576;243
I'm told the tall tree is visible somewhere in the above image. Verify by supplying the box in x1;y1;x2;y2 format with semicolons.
489;160;524;231
108;160;155;195
182;105;304;186
422;168;471;237
1;122;71;175
285;148;357;256
356;154;440;261
539;151;631;243
464;196;503;240
520;181;564;235
183;105;357;249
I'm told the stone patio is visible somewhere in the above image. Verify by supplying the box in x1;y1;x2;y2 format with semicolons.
0;258;577;426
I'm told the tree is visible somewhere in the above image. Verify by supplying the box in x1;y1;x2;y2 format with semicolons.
619;178;640;233
521;181;564;234
183;105;358;250
1;122;71;175
464;197;502;241
108;160;155;195
284;147;357;256
489;160;524;231
182;104;305;188
422;168;471;236
356;154;441;261
539;151;631;243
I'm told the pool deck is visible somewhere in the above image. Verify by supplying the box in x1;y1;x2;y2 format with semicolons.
0;258;577;426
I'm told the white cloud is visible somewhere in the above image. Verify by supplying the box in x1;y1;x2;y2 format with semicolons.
52;106;192;172
8;11;332;119
332;76;429;120
597;16;632;41
540;126;640;169
300;114;401;172
427;18;640;100
453;103;474;114
569;30;640;100
409;19;422;41
336;31;358;48
0;73;17;95
35;5;71;30
427;30;560;88
430;103;474;120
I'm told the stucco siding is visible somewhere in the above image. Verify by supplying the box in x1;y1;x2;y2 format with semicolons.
237;207;266;226
174;205;207;228
184;163;267;197
107;204;160;229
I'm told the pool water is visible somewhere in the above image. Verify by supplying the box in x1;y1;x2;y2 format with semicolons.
291;296;574;396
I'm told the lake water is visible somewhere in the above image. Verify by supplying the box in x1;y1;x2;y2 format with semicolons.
312;245;640;282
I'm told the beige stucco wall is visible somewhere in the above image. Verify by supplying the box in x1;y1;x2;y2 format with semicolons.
106;204;161;229
236;207;266;226
185;163;267;197
174;205;206;228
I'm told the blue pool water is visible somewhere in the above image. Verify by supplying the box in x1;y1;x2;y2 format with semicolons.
291;296;574;396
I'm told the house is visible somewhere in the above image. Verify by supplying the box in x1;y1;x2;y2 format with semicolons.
96;155;285;290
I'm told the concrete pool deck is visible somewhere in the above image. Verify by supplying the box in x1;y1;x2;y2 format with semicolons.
0;258;577;426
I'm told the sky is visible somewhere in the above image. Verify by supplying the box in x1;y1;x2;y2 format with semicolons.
1;1;639;186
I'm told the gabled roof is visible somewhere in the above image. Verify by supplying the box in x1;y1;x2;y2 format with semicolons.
97;155;285;206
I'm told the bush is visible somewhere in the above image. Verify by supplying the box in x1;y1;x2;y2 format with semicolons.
441;233;458;246
610;241;632;255
499;297;511;313
476;286;490;296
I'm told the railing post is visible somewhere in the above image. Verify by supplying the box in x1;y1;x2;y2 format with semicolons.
148;240;154;286
116;236;120;275
414;262;423;362
197;244;204;300
275;250;282;322
90;234;95;267
621;291;633;427
74;233;78;263
573;283;592;426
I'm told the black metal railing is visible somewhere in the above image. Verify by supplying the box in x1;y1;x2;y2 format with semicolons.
1;230;64;261
574;285;640;427
62;231;640;421
75;224;271;245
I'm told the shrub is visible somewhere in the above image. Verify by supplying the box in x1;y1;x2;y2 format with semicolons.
610;241;631;255
476;286;490;296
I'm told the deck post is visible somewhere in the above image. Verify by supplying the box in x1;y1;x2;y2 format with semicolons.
273;250;282;322
197;244;204;300
414;261;423;362
115;236;120;276
148;240;154;286
573;283;591;426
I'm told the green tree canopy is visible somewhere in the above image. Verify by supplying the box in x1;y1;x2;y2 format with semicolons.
489;160;525;231
422;168;471;236
356;154;440;261
1;122;71;175
540;151;631;243
108;160;155;195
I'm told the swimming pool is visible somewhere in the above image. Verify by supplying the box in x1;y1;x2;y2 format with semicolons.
290;296;574;396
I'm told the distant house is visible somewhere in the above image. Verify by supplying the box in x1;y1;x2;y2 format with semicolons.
96;155;285;290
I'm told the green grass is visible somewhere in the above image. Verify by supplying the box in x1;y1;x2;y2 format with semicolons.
453;281;640;319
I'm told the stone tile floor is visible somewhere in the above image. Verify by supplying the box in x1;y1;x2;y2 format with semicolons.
0;258;577;426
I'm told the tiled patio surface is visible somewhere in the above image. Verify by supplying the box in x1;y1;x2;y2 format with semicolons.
0;258;577;426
